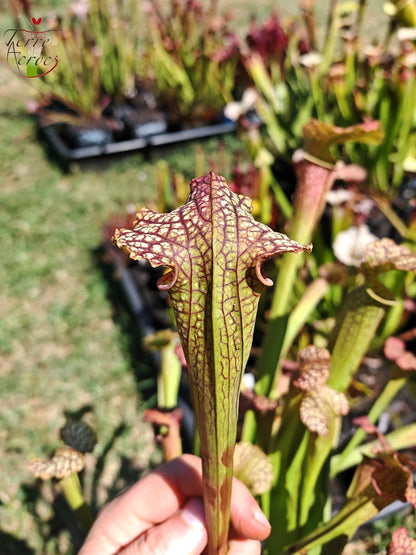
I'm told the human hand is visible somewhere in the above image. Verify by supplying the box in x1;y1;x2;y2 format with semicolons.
79;453;271;555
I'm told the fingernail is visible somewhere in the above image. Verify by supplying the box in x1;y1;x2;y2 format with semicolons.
252;506;271;531
181;498;206;531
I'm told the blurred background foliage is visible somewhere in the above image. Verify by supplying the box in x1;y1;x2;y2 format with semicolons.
1;0;415;553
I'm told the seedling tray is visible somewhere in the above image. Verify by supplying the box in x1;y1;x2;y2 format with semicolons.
39;120;237;161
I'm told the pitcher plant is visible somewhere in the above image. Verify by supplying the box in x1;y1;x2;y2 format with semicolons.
113;171;312;554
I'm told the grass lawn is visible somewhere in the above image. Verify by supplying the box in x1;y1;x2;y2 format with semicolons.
0;67;158;554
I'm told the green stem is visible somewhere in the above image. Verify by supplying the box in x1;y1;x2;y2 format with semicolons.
327;286;386;392
330;373;407;477
280;495;372;555
331;422;416;474
255;253;303;397
269;176;293;220
157;342;182;409
59;473;93;532
299;417;341;527
310;71;325;121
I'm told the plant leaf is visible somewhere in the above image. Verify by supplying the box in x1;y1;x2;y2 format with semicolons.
293;347;349;436
293;346;349;435
285;452;416;554
303;119;384;164
351;452;416;509
328;285;386;392
294;345;331;391
113;171;311;554
300;385;349;436
233;442;274;495
364;238;416;272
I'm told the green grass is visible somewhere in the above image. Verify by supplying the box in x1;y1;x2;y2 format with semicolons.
0;72;156;554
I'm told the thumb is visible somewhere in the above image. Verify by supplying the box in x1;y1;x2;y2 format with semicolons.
121;498;207;555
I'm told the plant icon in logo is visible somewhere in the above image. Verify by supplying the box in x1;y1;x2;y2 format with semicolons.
3;15;58;78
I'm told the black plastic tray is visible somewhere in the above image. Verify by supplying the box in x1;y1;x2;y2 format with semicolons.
39;120;237;161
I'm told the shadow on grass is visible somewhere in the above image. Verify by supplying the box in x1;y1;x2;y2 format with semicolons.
89;422;127;512
16;478;87;555
0;531;35;555
62;406;147;510
93;244;164;407
93;242;197;451
15;409;149;554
